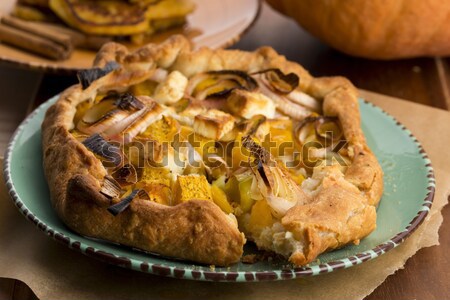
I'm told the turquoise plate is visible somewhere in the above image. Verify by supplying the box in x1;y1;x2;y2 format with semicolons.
3;96;435;281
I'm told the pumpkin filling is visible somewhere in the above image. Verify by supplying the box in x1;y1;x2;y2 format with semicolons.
71;67;351;262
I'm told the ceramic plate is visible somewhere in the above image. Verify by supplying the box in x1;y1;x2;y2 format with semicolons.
3;97;435;282
0;0;261;73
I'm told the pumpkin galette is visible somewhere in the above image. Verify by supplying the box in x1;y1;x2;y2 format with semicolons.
42;35;383;266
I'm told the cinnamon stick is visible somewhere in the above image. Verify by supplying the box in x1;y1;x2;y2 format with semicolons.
30;21;112;50
1;15;72;52
0;23;70;60
0;15;111;60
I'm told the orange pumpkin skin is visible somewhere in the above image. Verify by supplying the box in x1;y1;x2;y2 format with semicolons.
266;0;450;59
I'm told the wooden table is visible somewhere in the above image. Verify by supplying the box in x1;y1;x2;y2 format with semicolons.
0;3;449;300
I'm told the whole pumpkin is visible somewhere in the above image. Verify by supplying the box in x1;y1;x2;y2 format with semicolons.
266;0;450;59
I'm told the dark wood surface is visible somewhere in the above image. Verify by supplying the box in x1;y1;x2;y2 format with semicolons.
1;3;449;300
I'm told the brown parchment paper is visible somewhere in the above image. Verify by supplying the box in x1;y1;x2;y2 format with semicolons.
0;90;448;300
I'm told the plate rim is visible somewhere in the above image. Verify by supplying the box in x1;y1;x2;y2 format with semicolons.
2;96;435;282
0;0;262;74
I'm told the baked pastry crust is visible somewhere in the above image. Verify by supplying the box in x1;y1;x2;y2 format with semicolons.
42;35;383;266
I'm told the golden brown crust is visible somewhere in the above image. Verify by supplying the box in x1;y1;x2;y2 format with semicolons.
42;35;383;266
66;174;243;265
283;184;377;265
42;92;245;266
42;37;245;266
278;72;383;265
